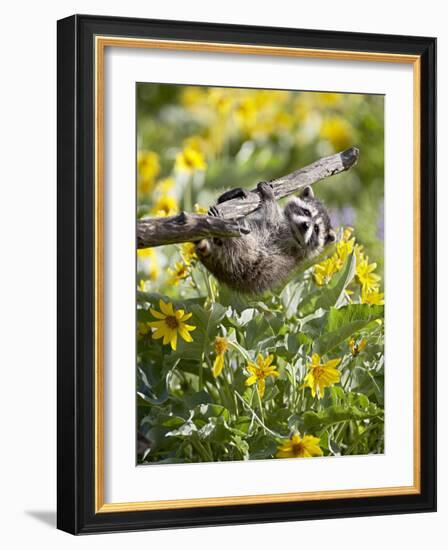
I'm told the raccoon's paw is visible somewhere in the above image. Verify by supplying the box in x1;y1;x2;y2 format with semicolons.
257;181;275;201
207;206;221;217
216;187;249;204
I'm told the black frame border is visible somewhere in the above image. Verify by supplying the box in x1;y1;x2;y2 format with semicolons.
57;14;436;534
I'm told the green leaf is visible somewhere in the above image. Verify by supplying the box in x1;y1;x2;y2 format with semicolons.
315;304;383;355
303;405;383;432
248;434;278;460
280;281;304;319
166;420;197;438
298;252;356;316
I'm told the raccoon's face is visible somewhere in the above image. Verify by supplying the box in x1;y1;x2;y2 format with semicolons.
284;187;336;252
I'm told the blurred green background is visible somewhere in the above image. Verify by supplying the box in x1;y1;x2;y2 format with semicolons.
136;84;384;292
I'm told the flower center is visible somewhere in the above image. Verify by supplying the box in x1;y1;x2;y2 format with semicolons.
292;442;305;456
165;315;179;329
214;337;228;355
313;367;324;380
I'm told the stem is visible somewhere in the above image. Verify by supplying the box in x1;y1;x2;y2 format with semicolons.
198;356;204;391
234;391;278;437
228;340;252;363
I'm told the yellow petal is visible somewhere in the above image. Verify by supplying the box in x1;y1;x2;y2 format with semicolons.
265;354;274;367
170;331;177;351
247;364;257;375
182;323;196;332
148;320;167;330
258;379;266;398
266;368;279;377
325;358;341;369
212;355;224;378
178;326;194;343
311;353;321;365
175;309;185;319
245;375;257;386
179;311;193;322
159;299;174;316
150;308;166;320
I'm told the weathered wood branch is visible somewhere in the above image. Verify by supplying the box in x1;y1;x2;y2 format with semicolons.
137;146;359;248
137;212;250;248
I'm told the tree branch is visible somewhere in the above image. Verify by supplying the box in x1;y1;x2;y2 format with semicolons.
137;147;359;248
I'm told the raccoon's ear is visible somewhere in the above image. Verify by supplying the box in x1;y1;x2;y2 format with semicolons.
301;186;314;199
326;229;336;243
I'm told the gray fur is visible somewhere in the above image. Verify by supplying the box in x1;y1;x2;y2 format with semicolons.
196;184;335;294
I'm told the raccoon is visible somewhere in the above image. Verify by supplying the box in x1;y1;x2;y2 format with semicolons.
195;181;336;294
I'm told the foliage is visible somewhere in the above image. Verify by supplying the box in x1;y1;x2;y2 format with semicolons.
137;232;384;463
136;84;385;464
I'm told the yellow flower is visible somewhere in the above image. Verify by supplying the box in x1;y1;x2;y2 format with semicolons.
245;354;279;398
361;287;385;305
316;92;342;106
336;236;355;264
137;248;159;281
137;247;155;259
155;177;175;194
175;147;207;173
194;203;209;215
349;338;367;356
137;322;150;339
303;353;341;398
320;116;352;150
168;261;190;286
138;178;155;196
207;89;232;115
356;259;381;292
180;242;197;263
138;279;147;292
184;135;206;154
354;243;365;264
148;300;196;351
181;87;206;108
314;257;339;286
138;150;160;191
276;433;323;459
235;97;257;132
152;194;178;217
212;336;229;378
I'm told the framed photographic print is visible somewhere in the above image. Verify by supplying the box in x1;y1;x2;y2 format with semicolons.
57;14;436;534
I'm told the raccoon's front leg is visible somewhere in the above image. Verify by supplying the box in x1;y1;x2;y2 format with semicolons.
208;187;249;217
257;181;281;229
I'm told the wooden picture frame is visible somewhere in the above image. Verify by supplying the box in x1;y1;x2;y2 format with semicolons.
57;14;436;534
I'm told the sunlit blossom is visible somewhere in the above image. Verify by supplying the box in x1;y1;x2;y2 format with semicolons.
276;433;323;458
303;353;341;398
349;338;367;356
148;300;196;351
314;257;339;286
245;354;279;398
361;287;385;305
168;261;190;286
152;194;178;217
175;146;207;173
212;336;229;378
356;259;381;292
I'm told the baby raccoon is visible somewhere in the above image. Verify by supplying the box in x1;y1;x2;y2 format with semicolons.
196;182;336;294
